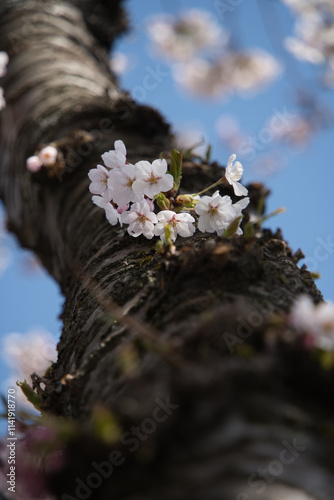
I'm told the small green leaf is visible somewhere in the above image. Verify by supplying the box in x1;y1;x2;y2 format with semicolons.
222;216;243;238
182;137;205;160
257;196;265;215
155;240;164;253
205;143;212;163
169;149;182;194
92;406;122;444
17;381;43;411
318;349;334;371
243;222;254;239
163;223;173;247
234;344;256;358
257;207;286;226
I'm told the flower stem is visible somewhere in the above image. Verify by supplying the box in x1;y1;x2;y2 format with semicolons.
193;177;227;197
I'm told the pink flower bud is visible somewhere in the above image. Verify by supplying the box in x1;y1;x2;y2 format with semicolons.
117;204;129;214
38;145;58;166
26;156;42;172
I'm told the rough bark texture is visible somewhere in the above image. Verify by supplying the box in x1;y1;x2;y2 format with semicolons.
1;1;334;500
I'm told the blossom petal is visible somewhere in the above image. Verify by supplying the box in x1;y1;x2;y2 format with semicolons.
152;158;168;177
198;214;214;233
105;205;119;226
232;181;248;197
102;150;126;169
114;140;126;156
227;153;236;168
157;173;174;193
234;197;250;216
134;161;151;178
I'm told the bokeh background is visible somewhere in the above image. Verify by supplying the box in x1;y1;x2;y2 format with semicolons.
1;0;334;430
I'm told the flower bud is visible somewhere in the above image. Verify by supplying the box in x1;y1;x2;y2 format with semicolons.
26;156;42;172
38;146;58;166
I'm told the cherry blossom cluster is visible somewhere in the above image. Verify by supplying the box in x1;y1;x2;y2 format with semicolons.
0;51;8;110
283;0;334;86
289;295;334;351
147;9;226;61
146;9;281;98
89;140;249;245
174;50;282;99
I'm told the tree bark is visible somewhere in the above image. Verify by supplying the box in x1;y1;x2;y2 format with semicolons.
1;2;334;499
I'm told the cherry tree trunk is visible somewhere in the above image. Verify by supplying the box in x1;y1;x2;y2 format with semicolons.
1;1;334;499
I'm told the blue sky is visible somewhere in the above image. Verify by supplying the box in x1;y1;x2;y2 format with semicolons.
1;0;334;430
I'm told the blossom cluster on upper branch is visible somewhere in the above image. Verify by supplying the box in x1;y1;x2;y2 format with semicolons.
147;9;281;98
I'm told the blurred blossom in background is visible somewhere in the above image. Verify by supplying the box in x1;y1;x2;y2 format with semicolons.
1;328;57;411
146;9;227;61
147;9;282;98
110;52;132;76
283;0;334;84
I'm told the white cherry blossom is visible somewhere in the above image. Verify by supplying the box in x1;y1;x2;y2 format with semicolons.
133;159;173;199
195;190;236;234
108;163;142;206
154;210;195;242
121;201;158;239
225;154;248;196
88;165;112;198
101;140;127;170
